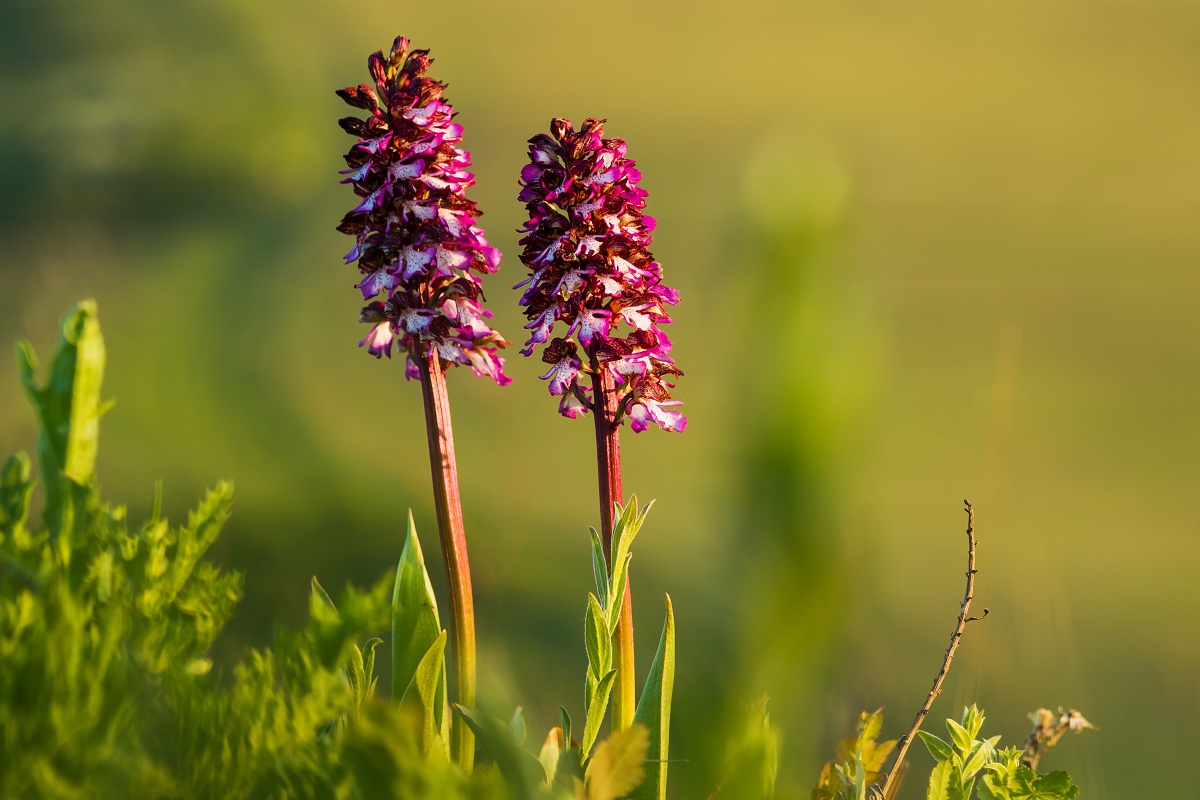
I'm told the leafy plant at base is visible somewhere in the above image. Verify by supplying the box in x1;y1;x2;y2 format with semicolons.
812;710;897;800
811;705;1084;800
0;303;469;798
456;498;675;800
916;706;1079;800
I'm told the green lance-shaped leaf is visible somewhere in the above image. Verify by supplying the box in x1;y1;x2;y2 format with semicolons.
927;760;954;800
16;302;110;535
456;704;546;797
589;527;609;610
509;706;528;746
585;593;611;684
308;574;348;669
361;637;383;699
606;497;654;636
400;630;449;758
560;707;574;750
582;669;617;757
628;594;675;800
854;755;868;800
585;724;649;800
60;303;105;485
946;718;972;755
919;731;954;763
392;511;442;702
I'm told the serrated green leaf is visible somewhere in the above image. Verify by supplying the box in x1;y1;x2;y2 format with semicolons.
946;719;972;754
976;774;1006;800
392;511;442;704
919;731;954;763
927;760;953;800
1035;771;1079;798
860;709;883;743
628;594;675;800
585;724;648;800
583;670;617;756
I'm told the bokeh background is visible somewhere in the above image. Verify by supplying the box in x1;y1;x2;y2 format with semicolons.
3;1;1197;796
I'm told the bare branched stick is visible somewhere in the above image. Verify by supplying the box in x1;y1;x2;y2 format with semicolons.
874;500;989;800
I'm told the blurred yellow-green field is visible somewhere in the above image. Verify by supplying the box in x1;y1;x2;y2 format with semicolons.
2;1;1197;796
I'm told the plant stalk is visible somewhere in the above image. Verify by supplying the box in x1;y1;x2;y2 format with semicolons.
875;500;986;799
418;347;476;773
591;365;636;731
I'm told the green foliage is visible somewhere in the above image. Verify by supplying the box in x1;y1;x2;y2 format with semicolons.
461;497;674;800
391;512;449;759
917;705;999;800
628;596;675;800
580;499;656;762
974;747;1078;800
914;706;1079;800
708;697;780;800
812;709;896;800
0;303;472;799
3;302;1089;800
584;725;647;800
810;705;1081;800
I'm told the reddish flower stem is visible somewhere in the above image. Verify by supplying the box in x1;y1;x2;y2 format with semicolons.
418;347;476;773
591;365;636;731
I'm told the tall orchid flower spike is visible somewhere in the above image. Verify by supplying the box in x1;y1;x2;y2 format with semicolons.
517;117;687;731
337;36;510;385
336;35;509;772
516;117;685;433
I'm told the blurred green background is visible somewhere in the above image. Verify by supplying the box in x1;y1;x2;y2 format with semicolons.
2;1;1197;796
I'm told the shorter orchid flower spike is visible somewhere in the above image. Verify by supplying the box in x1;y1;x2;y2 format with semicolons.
516;118;685;432
336;36;510;384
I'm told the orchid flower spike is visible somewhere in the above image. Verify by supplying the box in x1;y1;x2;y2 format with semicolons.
516;118;685;432
336;36;510;385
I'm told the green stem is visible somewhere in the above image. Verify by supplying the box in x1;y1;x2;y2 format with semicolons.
591;365;636;731
418;347;476;772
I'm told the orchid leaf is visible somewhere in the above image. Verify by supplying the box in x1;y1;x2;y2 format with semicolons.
629;594;675;800
583;669;617;757
392;511;442;704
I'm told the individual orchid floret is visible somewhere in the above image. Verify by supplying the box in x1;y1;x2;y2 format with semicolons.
336;36;510;385
515;118;685;432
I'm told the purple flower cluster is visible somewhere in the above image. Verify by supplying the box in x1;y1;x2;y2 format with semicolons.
516;118;685;432
336;36;509;384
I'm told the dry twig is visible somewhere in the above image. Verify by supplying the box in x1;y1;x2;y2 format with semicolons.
873;500;988;799
1023;707;1096;770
